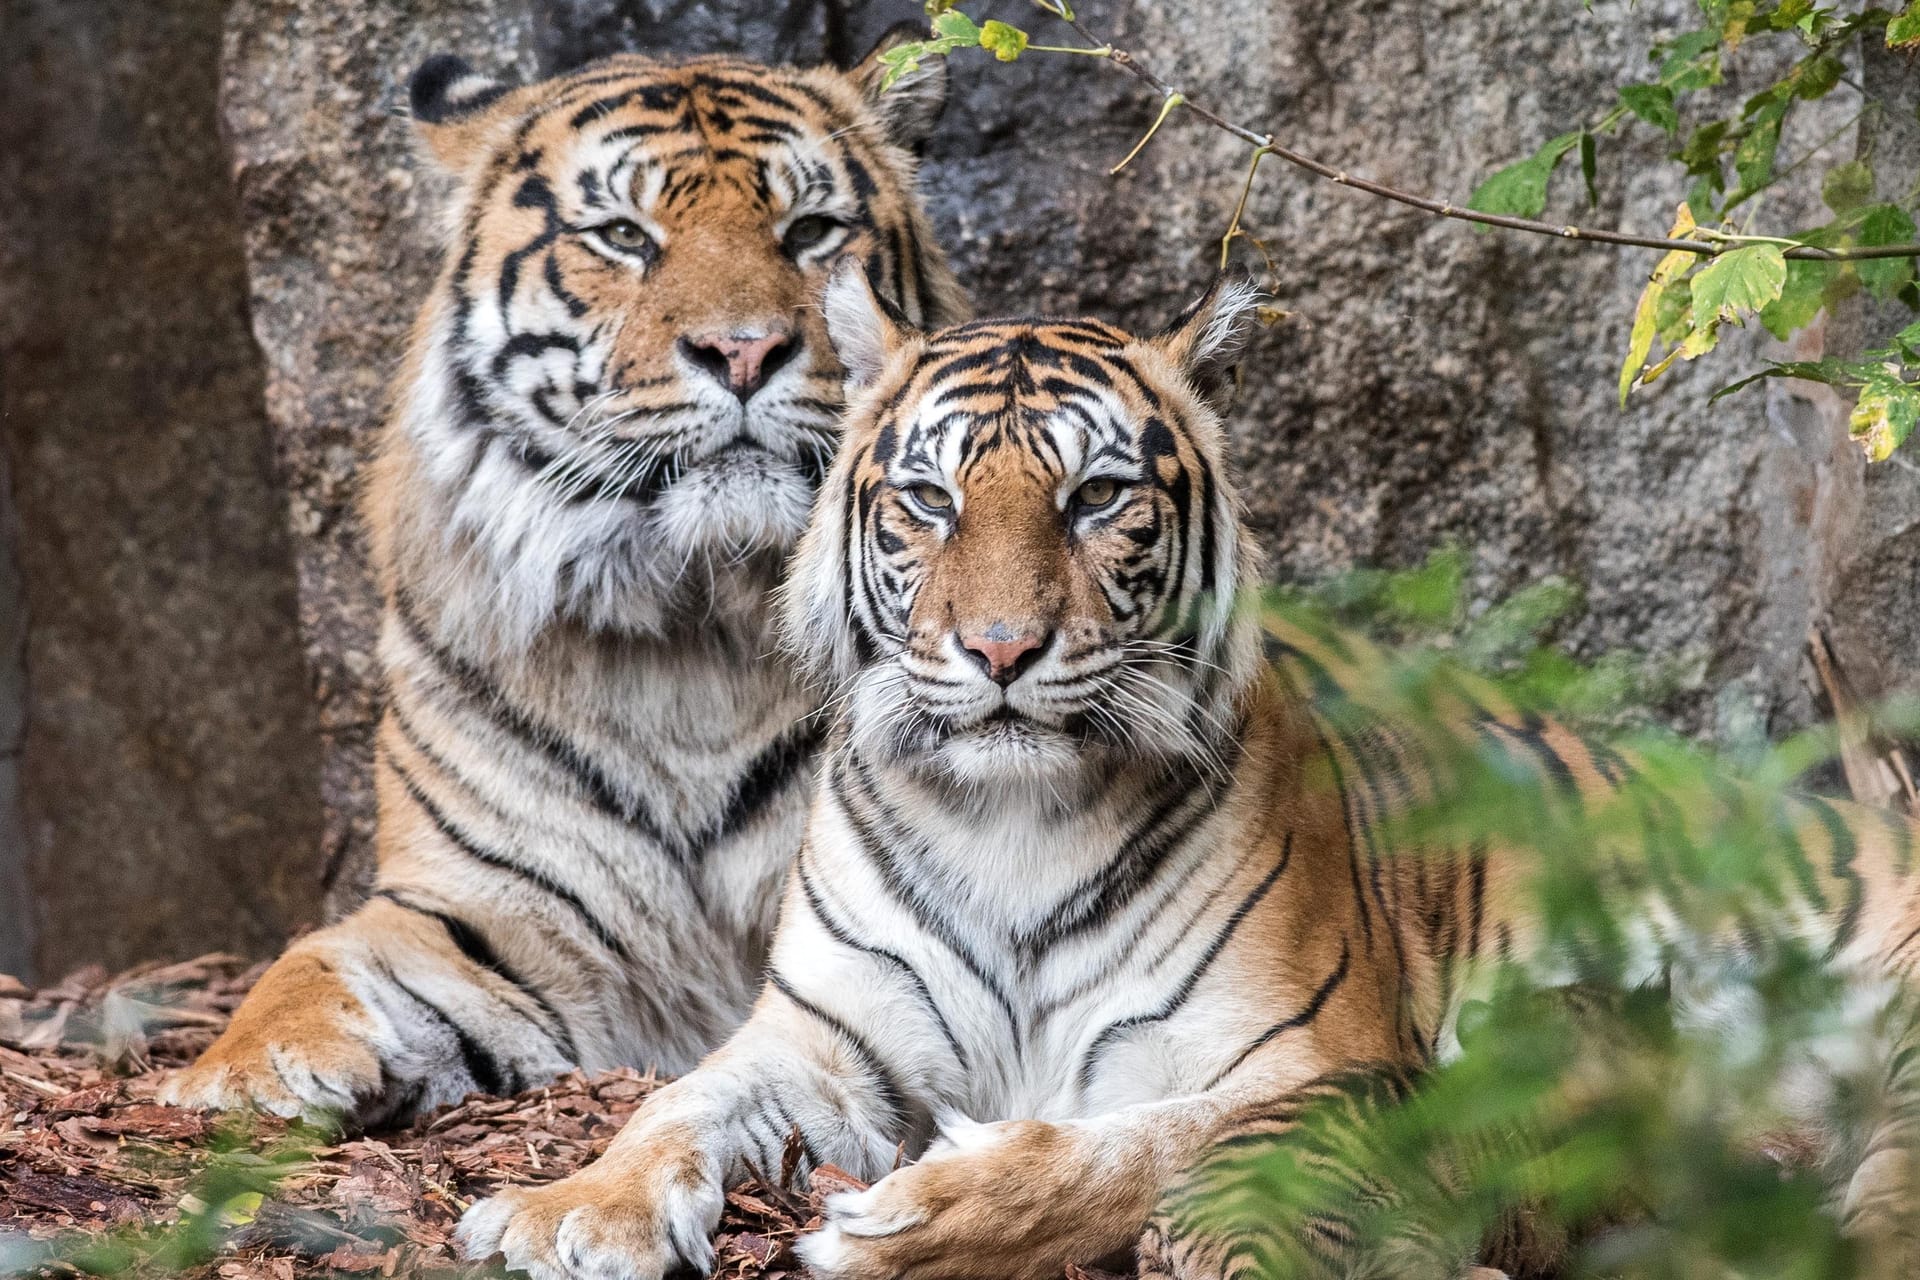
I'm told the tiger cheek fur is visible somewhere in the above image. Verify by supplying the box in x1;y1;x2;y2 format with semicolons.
163;37;966;1126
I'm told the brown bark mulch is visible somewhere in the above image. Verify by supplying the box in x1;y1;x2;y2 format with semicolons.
3;955;1116;1280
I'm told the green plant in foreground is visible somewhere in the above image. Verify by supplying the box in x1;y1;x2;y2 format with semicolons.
1167;557;1920;1278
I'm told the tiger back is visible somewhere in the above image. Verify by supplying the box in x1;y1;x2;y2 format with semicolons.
163;39;966;1124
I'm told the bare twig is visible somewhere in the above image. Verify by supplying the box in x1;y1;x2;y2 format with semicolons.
1046;6;1920;263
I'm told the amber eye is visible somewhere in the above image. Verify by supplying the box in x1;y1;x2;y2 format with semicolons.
1074;477;1122;510
783;215;840;253
592;219;655;255
907;482;954;512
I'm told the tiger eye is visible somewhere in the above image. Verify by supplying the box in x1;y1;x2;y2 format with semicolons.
783;215;838;253
908;483;954;511
596;219;653;252
1075;477;1121;509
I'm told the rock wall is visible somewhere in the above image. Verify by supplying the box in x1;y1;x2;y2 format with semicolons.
219;0;1914;905
0;0;326;975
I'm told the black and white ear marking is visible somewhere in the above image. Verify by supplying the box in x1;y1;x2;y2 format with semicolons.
851;22;951;153
822;261;916;390
1155;272;1265;414
409;54;511;125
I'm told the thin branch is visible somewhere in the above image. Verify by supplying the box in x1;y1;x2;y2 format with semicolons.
1051;8;1920;263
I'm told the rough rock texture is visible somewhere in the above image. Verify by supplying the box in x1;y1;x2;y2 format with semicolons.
0;0;326;976
221;0;540;913
222;0;1915;900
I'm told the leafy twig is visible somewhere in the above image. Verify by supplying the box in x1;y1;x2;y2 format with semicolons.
1031;5;1920;263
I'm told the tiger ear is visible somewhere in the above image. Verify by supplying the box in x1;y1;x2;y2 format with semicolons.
409;54;523;171
850;22;950;153
822;261;918;390
1152;272;1265;415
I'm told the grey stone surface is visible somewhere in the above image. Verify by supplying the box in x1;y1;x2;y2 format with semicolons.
0;436;31;978
0;0;326;975
221;0;539;916
222;0;1915;903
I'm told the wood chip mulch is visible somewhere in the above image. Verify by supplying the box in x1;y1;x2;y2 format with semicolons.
2;954;1101;1280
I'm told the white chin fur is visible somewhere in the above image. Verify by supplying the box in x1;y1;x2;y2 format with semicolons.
932;719;1084;787
651;449;815;560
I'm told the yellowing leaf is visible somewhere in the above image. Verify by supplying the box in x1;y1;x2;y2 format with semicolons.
979;19;1029;61
1618;204;1701;406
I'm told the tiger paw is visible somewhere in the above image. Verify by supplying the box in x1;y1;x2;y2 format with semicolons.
799;1118;1104;1280
456;1145;724;1280
159;951;380;1119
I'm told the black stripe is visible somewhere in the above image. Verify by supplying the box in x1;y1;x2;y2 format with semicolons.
767;970;908;1135
1076;833;1294;1094
387;753;633;964
798;862;968;1069
371;957;513;1098
373;889;579;1063
708;717;824;848
1804;795;1862;956
1207;942;1352;1089
394;592;673;849
836;757;1021;1035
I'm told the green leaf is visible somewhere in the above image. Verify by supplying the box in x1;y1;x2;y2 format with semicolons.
1579;132;1598;206
1731;96;1787;197
978;19;1028;60
1468;132;1582;221
1760;257;1838;340
1821;161;1875;214
1889;2;1920;49
1790;52;1844;100
1896;319;1920;349
930;9;981;41
1618;84;1679;134
1659;30;1722;91
1857;204;1918;299
1690;243;1788;323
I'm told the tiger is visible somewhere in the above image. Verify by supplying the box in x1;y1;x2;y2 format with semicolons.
453;267;1920;1280
160;38;965;1126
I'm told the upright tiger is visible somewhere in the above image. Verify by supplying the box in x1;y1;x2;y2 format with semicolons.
162;42;965;1124
456;270;1920;1280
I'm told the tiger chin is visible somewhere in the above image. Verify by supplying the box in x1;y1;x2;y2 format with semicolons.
455;267;1920;1280
162;40;965;1125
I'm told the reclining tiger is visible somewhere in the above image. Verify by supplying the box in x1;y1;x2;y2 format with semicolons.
162;40;964;1124
457;269;1920;1280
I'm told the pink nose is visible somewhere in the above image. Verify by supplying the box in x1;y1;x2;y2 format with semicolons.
680;326;796;400
960;628;1049;686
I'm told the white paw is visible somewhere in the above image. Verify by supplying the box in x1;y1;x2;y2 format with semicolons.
456;1167;723;1280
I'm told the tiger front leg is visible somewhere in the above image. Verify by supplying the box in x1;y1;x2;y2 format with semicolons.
800;1101;1233;1280
161;895;570;1123
458;987;907;1280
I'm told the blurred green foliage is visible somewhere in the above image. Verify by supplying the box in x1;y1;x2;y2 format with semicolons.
1167;553;1920;1277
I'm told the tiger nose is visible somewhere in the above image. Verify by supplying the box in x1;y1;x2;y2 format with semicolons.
679;325;797;400
958;626;1050;686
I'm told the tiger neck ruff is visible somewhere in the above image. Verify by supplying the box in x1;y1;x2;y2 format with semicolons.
459;272;1920;1280
164;42;964;1125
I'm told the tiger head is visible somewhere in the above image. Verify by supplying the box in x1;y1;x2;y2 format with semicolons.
386;40;966;645
784;269;1266;790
